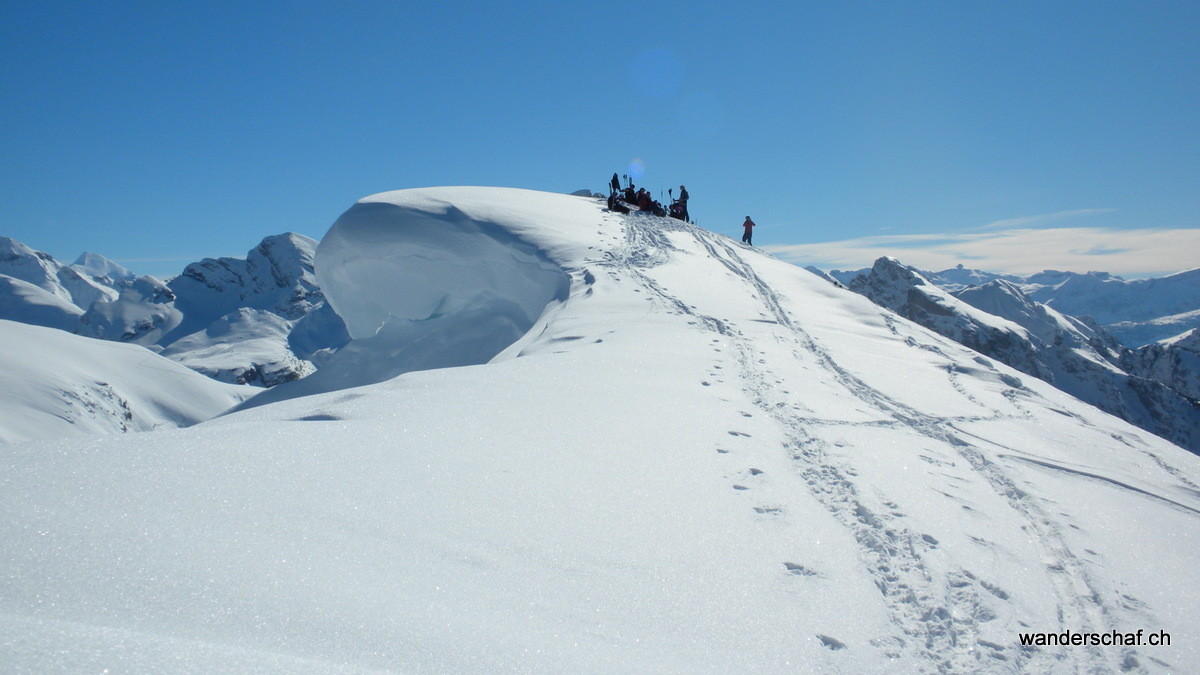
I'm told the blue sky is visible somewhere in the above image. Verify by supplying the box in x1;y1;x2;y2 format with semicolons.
2;1;1197;278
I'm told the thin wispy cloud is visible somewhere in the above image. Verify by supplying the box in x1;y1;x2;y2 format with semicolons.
765;226;1200;279
973;208;1116;231
112;256;201;264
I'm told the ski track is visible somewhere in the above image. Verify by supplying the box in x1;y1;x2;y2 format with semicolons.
594;213;1169;672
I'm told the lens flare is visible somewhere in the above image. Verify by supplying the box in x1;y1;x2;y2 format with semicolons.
628;158;646;181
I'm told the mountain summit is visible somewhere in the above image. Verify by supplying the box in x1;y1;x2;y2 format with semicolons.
3;188;1198;671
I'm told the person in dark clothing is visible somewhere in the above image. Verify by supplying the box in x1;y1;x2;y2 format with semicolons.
742;216;756;245
637;189;651;211
623;185;637;203
678;185;689;223
610;173;621;196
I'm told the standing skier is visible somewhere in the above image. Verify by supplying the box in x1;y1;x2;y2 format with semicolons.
678;185;689;222
610;173;621;196
742;216;756;245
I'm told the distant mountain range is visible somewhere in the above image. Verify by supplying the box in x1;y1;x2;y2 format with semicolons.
3;231;1197;454
828;262;1200;347
0;234;348;389
826;258;1200;452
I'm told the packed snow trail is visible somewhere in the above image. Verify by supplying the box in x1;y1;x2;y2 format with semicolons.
609;214;1138;671
2;188;1199;672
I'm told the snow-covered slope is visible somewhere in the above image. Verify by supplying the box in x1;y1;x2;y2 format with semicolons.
160;308;316;386
1124;329;1200;403
0;320;252;444
848;258;1200;452
0;234;346;388
1106;309;1200;349
3;188;1200;672
0;273;84;331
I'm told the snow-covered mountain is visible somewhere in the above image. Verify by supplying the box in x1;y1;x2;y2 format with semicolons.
71;251;137;286
925;264;1023;291
0;236;117;309
0;319;252;444
846;257;1200;452
0;232;350;388
1023;268;1200;346
832;264;1200;348
4;187;1199;671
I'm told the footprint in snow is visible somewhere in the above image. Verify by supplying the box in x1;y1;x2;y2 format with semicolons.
727;431;751;437
748;468;763;475
816;635;847;651
295;413;342;422
784;562;820;577
732;485;750;491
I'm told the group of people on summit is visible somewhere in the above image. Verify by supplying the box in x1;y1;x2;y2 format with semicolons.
605;172;756;246
606;173;689;222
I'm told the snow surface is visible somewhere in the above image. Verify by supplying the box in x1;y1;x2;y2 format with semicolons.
3;188;1200;672
0;320;252;444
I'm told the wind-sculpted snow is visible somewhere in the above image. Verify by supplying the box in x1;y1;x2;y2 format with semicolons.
3;188;1200;672
317;190;571;340
238;188;573;408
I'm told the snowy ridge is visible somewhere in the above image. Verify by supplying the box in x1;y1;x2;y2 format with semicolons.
3;188;1199;671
